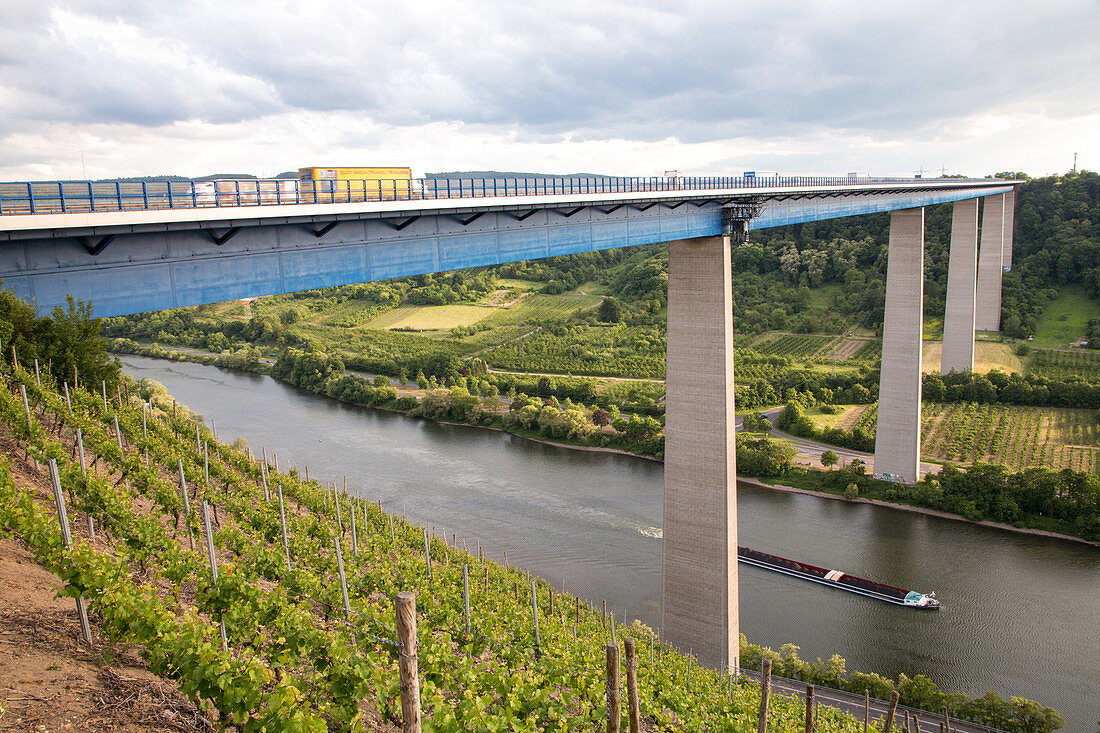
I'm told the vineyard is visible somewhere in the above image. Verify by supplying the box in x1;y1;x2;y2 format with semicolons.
748;334;836;360
831;403;1100;474
483;324;667;378
743;334;881;366
0;362;877;731
920;403;1100;473
1027;349;1100;381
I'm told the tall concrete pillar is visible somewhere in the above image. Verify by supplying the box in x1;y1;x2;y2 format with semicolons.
663;234;737;670
873;208;924;483
976;193;1006;331
1002;189;1016;270
941;199;979;374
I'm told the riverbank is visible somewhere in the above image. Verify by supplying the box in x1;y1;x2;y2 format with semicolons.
737;477;1100;548
111;344;1100;548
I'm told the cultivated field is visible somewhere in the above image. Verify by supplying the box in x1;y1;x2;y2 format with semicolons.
832;402;1100;473
1027;348;1100;380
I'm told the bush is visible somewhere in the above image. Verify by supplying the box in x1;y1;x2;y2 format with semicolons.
394;396;418;411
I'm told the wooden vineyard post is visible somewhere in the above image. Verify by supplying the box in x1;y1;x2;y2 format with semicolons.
483;565;488;595
884;690;900;732
394;592;421;733
202;501;228;653
350;496;358;558
277;483;291;570
864;689;870;732
624;638;640;733
260;461;271;504
48;460;93;646
33;358;40;386
757;657;772;733
805;683;815;733
333;484;342;530
942;707;951;733
113;415;123;456
530;579;541;658
177;459;195;551
606;642;621;733
63;381;72;416
334;533;351;617
422;529;432;579
20;384;31;430
141;402;147;439
462;564;471;638
389;514;395;545
75;429;94;540
101;380;108;411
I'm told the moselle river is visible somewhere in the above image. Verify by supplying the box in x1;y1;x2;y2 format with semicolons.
121;356;1099;729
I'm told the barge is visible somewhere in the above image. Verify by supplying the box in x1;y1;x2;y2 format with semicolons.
737;547;940;609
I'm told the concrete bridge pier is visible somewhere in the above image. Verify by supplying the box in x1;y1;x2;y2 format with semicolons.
662;234;738;671
873;208;925;483
941;199;980;374
1003;189;1016;270
976;193;1007;331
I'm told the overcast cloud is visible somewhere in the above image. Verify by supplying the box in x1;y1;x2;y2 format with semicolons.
1;0;1096;179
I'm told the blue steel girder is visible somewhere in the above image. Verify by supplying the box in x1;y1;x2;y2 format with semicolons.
0;182;1015;318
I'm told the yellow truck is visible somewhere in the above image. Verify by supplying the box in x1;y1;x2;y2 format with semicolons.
297;167;414;201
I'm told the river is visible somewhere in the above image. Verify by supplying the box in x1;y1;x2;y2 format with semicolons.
120;355;1099;730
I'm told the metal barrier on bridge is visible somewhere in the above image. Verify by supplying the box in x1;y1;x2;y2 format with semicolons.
0;174;996;216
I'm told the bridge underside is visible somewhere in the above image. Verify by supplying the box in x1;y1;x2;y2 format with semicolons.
1;185;1010;318
0;179;1017;671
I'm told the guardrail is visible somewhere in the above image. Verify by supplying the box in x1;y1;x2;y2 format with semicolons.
738;667;1010;733
0;174;1001;216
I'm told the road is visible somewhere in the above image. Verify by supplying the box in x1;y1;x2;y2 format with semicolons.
738;669;1006;733
738;407;941;478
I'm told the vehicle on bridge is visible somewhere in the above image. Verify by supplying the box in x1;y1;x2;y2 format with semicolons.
298;166;414;202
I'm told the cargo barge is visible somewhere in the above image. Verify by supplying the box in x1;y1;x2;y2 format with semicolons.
737;547;940;608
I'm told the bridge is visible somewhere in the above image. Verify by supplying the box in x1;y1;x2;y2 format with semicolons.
0;173;1020;671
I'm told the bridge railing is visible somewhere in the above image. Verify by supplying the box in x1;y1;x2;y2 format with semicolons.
0;174;996;216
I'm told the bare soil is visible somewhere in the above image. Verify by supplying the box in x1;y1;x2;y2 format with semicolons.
0;535;209;732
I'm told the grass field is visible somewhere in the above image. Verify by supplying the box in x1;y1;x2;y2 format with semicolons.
365;304;496;330
803;283;842;313
921;341;1023;374
803;405;855;431
1030;285;1100;348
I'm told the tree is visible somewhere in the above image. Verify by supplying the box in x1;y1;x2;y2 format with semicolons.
820;449;839;468
597;296;623;323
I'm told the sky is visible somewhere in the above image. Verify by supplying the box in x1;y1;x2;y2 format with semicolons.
1;0;1097;181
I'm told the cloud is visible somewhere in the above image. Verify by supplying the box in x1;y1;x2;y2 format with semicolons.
0;0;1096;178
